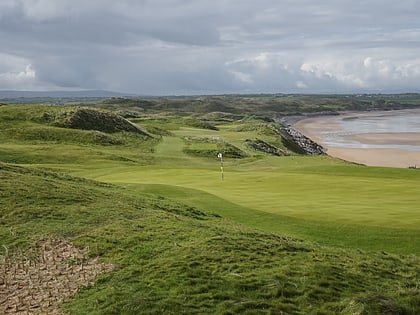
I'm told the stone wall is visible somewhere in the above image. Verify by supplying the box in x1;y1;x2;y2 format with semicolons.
282;127;325;155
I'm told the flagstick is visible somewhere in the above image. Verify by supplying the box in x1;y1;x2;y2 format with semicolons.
218;153;224;181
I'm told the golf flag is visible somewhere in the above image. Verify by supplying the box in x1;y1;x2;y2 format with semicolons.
218;153;224;181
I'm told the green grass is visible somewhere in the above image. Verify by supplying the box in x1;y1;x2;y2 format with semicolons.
73;131;420;254
129;183;420;254
2;105;419;253
1;104;420;314
1;163;419;314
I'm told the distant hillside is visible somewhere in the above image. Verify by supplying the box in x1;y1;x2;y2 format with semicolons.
98;93;420;117
0;90;132;99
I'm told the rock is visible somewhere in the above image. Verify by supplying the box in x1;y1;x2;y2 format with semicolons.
281;127;325;155
245;139;287;156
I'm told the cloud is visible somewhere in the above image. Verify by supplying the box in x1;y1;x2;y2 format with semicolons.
229;71;253;84
21;0;73;22
0;0;420;94
0;64;35;81
0;53;37;90
300;55;420;92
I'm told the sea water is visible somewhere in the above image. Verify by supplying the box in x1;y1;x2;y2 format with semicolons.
319;109;420;151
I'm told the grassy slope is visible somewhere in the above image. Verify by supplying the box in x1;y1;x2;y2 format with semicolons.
78;132;420;255
1;104;420;314
1;164;419;314
1;104;419;254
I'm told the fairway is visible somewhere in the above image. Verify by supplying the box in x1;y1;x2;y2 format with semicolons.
1;103;420;314
2;105;420;254
93;165;420;228
71;130;420;254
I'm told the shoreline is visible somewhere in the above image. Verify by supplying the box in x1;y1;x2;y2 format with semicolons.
292;109;420;168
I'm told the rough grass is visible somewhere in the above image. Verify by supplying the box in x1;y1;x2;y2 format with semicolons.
0;105;159;167
96;94;420;116
1;163;419;314
64;108;151;136
0;105;152;143
2;105;419;254
1;104;420;314
89;146;420;254
130;183;420;255
183;136;249;159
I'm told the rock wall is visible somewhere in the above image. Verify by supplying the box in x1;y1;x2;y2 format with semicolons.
245;139;288;156
282;127;325;155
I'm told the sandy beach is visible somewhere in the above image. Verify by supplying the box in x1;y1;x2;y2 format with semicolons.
293;110;420;168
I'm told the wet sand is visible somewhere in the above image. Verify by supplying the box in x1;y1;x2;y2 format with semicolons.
293;111;420;168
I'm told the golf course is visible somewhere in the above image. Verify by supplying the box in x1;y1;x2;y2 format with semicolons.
1;100;419;314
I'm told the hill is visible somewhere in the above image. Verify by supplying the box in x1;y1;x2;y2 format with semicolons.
98;93;420;117
0;103;419;314
1;163;419;314
0;90;130;99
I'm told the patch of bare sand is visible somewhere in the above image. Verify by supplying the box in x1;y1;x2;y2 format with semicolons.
326;147;420;168
0;238;114;315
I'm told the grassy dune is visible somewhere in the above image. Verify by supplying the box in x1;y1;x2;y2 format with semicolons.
1;104;419;314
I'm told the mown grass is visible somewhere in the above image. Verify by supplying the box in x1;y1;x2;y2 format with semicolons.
1;163;419;314
131;183;420;255
87;141;420;254
1;104;420;314
2;105;420;253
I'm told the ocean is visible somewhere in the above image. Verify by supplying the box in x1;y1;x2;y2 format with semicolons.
315;109;420;152
293;108;420;168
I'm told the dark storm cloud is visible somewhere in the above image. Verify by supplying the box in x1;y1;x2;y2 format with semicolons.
1;0;420;94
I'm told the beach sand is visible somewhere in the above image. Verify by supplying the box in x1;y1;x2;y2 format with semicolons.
293;112;420;168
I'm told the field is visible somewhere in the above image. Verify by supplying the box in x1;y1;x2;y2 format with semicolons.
0;102;419;314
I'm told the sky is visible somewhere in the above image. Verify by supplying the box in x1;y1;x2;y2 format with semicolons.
1;0;420;95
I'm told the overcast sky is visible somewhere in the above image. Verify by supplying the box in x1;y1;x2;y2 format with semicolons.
1;0;420;95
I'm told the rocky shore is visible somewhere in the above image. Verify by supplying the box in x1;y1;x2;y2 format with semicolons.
282;127;326;155
291;109;420;168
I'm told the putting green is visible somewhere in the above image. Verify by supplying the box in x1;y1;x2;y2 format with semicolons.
2;105;419;253
83;135;420;230
92;165;420;229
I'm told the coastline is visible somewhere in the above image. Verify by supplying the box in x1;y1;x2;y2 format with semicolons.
292;109;420;168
